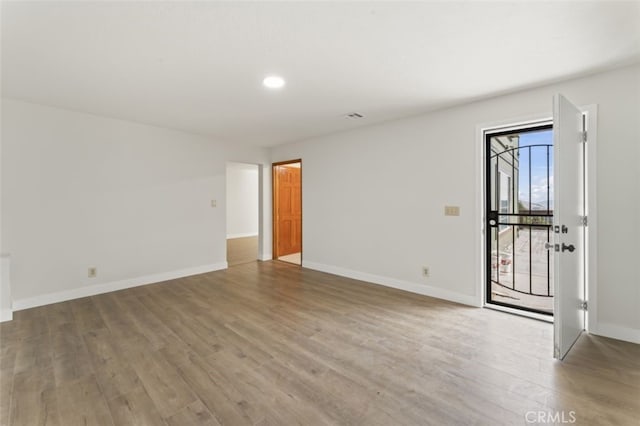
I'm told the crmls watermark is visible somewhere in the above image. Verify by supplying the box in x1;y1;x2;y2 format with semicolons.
525;410;577;424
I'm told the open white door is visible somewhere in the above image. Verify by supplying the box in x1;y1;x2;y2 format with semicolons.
552;94;586;360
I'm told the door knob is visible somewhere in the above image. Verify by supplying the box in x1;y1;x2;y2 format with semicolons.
544;242;553;250
562;243;575;253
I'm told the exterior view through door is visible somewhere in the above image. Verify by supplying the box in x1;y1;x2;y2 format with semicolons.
486;124;554;315
273;160;302;265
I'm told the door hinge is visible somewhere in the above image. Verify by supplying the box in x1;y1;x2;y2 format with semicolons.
581;216;588;226
581;301;588;311
581;131;587;143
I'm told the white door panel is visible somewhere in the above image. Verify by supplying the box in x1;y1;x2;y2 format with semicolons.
552;94;585;360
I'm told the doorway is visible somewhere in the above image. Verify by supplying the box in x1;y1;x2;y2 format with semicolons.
226;162;260;266
481;97;595;360
485;124;554;316
272;160;302;265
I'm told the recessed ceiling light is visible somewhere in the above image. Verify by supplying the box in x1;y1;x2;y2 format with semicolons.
263;75;285;89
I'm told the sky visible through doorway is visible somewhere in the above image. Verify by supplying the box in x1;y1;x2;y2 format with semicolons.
518;129;553;210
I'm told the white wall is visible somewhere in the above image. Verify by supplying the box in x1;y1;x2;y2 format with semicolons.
272;63;640;343
0;100;7;322
1;99;271;309
1;255;11;321
226;163;259;239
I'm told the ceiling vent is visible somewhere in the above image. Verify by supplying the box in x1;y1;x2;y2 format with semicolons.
345;112;365;119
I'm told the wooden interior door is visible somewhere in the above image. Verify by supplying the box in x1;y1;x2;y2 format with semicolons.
274;163;301;257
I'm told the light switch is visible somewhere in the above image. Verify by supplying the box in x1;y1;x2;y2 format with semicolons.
444;206;460;216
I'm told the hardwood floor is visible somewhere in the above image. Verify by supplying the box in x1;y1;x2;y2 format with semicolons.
1;261;639;425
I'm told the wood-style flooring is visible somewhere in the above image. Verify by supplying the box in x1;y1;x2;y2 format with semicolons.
1;261;639;425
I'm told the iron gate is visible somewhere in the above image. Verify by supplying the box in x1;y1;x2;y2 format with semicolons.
486;125;554;315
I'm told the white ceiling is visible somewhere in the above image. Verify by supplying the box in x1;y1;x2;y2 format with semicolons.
2;1;639;147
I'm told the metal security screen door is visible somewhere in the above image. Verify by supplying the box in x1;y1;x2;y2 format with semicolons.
486;124;554;315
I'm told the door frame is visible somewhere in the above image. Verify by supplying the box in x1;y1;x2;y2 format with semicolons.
272;159;302;263
475;105;598;331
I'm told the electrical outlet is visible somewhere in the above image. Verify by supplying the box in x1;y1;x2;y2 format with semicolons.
211;199;217;208
88;267;97;278
422;267;430;277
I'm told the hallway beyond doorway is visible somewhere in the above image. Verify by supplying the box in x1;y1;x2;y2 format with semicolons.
278;252;301;265
227;236;258;266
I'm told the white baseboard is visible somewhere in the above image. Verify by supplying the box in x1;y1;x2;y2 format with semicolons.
12;262;228;312
227;233;259;239
0;309;12;323
302;261;479;307
592;322;640;344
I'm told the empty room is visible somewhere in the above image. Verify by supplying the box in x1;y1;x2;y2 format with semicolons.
1;1;639;425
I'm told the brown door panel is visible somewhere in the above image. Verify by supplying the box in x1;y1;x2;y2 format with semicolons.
274;164;302;259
